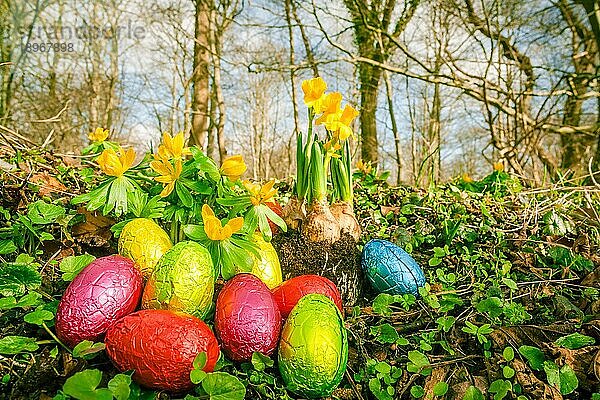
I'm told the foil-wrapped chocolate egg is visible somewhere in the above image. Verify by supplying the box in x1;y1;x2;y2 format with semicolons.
272;275;343;318
55;255;142;348
141;241;215;319
118;218;172;278
105;309;219;392
361;239;426;295
278;294;348;398
248;233;283;289
214;274;281;361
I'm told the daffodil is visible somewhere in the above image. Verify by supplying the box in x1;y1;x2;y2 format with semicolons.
97;147;136;177
301;77;327;109
150;158;182;197
154;132;191;161
356;159;372;174
314;92;342;122
324;138;341;155
319;104;359;141
244;179;277;206
88;127;109;142
220;155;247;181
202;204;244;241
493;161;504;172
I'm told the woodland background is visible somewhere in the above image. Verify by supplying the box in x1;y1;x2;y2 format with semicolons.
1;0;600;184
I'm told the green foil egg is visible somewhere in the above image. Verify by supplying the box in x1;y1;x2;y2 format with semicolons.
249;233;283;289
118;218;172;279
278;294;348;398
141;241;215;319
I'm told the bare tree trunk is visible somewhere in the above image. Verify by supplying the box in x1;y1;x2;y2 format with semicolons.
190;0;211;149
291;0;319;76
284;0;300;136
383;70;402;183
358;63;381;164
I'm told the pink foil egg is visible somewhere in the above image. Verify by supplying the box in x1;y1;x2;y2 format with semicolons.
55;255;143;348
214;274;281;361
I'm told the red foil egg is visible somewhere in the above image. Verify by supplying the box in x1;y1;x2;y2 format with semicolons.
105;309;220;392
55;255;143;348
214;274;281;361
272;275;343;319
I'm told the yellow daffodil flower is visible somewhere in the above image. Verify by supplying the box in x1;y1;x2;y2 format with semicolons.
493;161;504;172
97;147;136;177
321;104;359;141
462;173;474;183
244;179;277;206
324;138;341;155
154;132;191;161
88;127;109;142
202;204;244;241
220;155;247;181
314;92;342;122
301;77;327;108
150;158;182;197
356;160;372;174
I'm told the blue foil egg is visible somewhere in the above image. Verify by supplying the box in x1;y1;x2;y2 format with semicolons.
361;239;426;295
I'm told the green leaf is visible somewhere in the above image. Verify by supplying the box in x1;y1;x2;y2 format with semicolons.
23;309;54;326
555;333;595;350
63;369;112;400
503;347;514;362
27;200;65;224
108;373;132;400
190;369;207;384
502;366;515;379
502;277;518;291
544;361;560;388
72;341;106;359
176;181;193;208
0;262;42;296
433;382;448;396
251;352;274;372
407;350;431;376
489;379;511;400
518;345;545;371
436;316;456;332
410;385;424;398
0;296;17;310
0;239;17;255
476;297;503;318
60;254;96;281
462;386;484;400
558;365;578;395
372;293;395;316
193;352;207;370
16;292;43;308
370;324;399;344
200;372;246;400
0;335;39;354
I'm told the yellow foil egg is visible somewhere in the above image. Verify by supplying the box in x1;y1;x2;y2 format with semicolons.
118;218;172;278
249;233;283;289
141;241;215;319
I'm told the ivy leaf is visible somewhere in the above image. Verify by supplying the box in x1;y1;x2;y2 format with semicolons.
518;345;545;371
407;350;431;376
555;333;595;350
410;385;424;398
558;365;578;395
199;372;246;400
462;386;484;400
72;341;106;360
370;323;399;344
0;239;17;255
108;373;132;400
60;254;96;281
0;335;39;354
251;352;274;372
433;381;449;396
0;262;42;296
372;293;395;316
502;347;514;362
23;309;54;326
27;200;66;224
63;369;112;400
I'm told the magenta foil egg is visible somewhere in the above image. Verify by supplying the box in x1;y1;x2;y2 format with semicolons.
55;255;143;348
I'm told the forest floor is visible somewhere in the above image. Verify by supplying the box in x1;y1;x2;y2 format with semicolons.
0;144;599;400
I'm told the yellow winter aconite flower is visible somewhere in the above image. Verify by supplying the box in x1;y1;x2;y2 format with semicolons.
244;179;277;206
97;147;136;177
301;77;327;108
220;155;247;181
325;104;359;141
88;127;109;142
150;158;182;197
493;161;504;172
462;173;474;183
314;92;342;122
154;132;191;161
356;159;372;174
202;204;244;241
